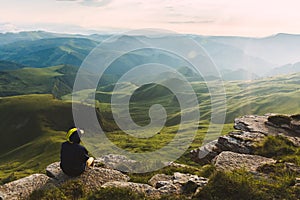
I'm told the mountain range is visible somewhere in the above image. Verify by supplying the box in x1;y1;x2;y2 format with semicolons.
0;31;300;80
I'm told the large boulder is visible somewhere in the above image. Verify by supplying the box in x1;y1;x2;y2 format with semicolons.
267;114;300;132
0;174;51;200
234;114;271;134
236;114;300;139
213;151;276;172
46;162;130;191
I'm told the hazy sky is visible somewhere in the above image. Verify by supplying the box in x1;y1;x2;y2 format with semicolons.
1;0;300;36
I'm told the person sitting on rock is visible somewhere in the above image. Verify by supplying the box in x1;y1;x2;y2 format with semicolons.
60;127;94;177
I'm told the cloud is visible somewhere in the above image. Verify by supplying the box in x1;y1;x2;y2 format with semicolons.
0;23;19;33
79;0;113;7
168;20;215;24
56;0;112;7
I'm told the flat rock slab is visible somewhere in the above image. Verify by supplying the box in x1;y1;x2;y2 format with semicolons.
0;174;51;200
234;115;271;134
46;162;130;191
235;114;300;138
213;151;276;172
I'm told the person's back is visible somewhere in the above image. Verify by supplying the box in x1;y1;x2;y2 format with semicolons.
60;128;93;177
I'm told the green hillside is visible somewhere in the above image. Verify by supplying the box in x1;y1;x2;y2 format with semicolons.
0;94;73;182
0;64;88;98
95;72;300;124
224;73;300;122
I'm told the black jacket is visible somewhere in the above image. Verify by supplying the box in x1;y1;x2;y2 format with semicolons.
60;141;89;177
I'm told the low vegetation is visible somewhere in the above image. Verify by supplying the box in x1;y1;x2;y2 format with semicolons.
254;135;300;164
196;169;300;200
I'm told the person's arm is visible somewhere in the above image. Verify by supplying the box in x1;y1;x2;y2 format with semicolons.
86;157;94;167
83;146;94;167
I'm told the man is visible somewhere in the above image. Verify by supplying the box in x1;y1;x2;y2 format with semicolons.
60;127;94;177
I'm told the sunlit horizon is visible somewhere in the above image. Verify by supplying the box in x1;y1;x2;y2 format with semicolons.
1;0;300;37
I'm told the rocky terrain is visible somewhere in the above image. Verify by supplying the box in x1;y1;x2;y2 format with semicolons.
191;113;300;164
1;113;300;199
0;160;208;200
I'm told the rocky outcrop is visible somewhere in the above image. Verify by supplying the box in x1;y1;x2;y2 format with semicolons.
0;174;50;200
191;114;300;164
212;151;276;172
0;163;130;200
0;161;209;199
190;131;265;164
236;114;300;140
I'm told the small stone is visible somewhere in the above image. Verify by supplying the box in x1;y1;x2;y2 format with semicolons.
173;172;191;184
182;180;199;194
157;183;182;195
155;181;172;189
148;174;172;187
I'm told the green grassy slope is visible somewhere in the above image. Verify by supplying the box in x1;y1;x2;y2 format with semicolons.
0;94;74;181
0;65;81;97
224;73;300;122
96;73;300;124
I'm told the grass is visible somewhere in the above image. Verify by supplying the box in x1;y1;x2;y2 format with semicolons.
0;65;75;97
0;94;73;182
28;164;299;200
254;135;300;165
196;169;300;200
